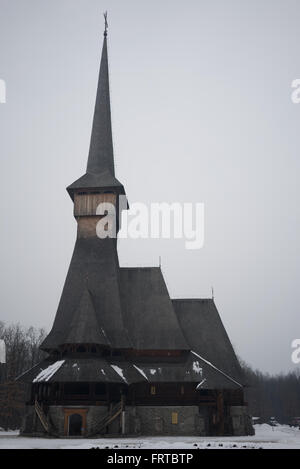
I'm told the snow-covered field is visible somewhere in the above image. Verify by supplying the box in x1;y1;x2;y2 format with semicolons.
0;425;299;449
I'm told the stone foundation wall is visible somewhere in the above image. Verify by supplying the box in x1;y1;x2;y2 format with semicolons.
21;405;108;437
230;406;254;436
21;404;254;437
124;406;203;436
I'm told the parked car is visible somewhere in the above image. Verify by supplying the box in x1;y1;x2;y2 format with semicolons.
289;417;300;428
252;416;261;425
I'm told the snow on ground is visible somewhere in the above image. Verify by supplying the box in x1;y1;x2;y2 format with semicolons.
0;429;19;437
0;425;299;449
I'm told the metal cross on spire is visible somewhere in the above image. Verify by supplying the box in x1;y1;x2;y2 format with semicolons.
104;11;108;37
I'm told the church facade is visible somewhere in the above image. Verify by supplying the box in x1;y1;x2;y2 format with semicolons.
18;23;253;438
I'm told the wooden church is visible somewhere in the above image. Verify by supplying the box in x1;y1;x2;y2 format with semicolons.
18;20;253;438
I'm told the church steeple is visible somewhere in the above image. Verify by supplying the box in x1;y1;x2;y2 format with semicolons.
41;16;131;354
67;13;125;199
87;14;114;176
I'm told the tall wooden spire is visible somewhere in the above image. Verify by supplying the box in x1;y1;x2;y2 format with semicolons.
87;14;114;176
67;14;124;199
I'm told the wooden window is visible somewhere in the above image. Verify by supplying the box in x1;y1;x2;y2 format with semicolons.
172;412;178;424
150;385;156;395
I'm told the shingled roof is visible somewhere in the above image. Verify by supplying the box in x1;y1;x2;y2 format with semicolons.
18;352;242;389
120;267;189;351
64;288;110;346
67;32;124;199
41;238;132;351
173;299;244;384
18;358;125;384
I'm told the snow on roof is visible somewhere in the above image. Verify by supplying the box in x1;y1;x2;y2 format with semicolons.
192;360;202;375
191;351;243;388
33;360;65;383
133;365;148;381
196;378;207;389
0;340;5;364
111;365;127;383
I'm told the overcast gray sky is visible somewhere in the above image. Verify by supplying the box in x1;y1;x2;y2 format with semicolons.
0;0;300;374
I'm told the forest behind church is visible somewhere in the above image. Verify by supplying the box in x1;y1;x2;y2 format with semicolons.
0;321;300;430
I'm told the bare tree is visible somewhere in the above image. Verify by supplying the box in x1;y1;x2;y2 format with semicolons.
241;359;300;424
0;323;47;429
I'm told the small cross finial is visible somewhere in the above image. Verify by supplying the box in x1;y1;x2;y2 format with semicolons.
211;286;214;300
104;11;108;37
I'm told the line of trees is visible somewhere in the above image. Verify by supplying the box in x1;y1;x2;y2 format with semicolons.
241;359;300;424
0;322;46;430
0;322;300;429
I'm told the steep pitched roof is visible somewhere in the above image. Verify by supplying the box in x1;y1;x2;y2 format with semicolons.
119;267;189;351
41;238;132;351
87;34;114;176
64;288;110;346
173;299;244;384
67;31;124;199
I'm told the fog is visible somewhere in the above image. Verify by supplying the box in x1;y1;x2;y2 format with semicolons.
0;0;299;374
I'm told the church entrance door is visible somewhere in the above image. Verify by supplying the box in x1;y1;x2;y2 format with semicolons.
68;413;83;436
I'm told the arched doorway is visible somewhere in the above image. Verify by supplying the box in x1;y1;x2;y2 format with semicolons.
64;409;87;436
68;413;83;436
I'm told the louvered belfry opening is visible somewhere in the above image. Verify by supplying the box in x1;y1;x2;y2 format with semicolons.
18;19;253;438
